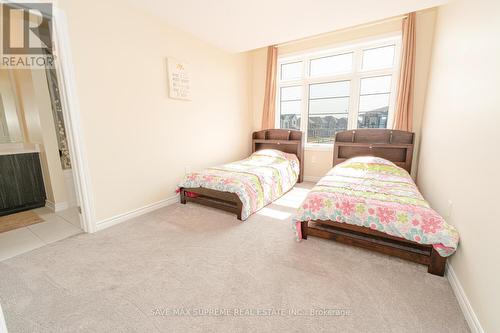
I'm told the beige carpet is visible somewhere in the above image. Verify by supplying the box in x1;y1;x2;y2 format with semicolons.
0;183;468;332
0;211;43;234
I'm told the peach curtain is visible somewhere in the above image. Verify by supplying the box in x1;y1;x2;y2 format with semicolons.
393;12;416;132
261;45;278;130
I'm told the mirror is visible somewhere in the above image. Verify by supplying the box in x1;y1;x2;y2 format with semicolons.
0;69;23;143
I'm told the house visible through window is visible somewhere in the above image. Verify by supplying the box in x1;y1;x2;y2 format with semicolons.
276;35;401;145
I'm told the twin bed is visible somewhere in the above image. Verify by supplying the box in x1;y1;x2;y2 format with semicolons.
179;129;459;276
179;129;304;220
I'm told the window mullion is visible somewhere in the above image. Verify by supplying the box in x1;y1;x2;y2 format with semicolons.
301;83;308;138
348;49;362;129
301;59;309;140
349;76;360;130
387;69;399;129
275;85;281;128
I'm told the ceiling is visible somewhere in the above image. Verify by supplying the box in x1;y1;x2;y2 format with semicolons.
129;0;448;53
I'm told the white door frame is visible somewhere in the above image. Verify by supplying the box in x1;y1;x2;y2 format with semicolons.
52;7;96;233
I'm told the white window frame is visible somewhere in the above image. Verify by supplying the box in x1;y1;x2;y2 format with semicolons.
276;33;402;150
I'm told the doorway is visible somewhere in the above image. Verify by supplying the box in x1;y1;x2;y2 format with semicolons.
0;3;91;260
0;67;82;260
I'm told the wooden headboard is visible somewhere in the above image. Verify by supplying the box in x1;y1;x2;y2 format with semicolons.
333;129;415;173
252;129;304;182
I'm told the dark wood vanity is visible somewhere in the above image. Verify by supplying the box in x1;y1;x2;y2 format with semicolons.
0;152;46;216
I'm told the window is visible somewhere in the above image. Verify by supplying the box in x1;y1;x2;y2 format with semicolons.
310;53;353;77
277;35;401;146
279;86;301;130
358;75;391;129
308;81;350;143
280;61;302;81
362;45;395;71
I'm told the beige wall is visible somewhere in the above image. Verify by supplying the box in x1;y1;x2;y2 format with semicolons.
250;10;437;180
57;0;252;222
417;0;500;331
249;47;267;131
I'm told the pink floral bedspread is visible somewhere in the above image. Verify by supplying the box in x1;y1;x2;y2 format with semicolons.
293;156;459;257
179;149;299;220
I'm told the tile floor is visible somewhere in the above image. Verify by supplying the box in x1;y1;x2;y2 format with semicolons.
0;206;82;261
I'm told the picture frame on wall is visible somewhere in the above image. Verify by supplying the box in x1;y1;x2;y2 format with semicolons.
167;57;191;100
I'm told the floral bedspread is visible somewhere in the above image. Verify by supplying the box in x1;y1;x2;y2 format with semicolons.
179;149;300;220
293;156;459;257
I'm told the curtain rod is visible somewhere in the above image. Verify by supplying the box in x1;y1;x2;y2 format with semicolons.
278;14;406;48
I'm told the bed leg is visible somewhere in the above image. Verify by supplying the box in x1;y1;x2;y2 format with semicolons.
236;204;242;220
236;202;243;220
301;221;308;240
428;248;446;276
180;189;186;204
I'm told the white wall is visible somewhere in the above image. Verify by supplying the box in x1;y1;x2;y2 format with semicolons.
57;0;252;222
417;0;500;331
250;10;437;179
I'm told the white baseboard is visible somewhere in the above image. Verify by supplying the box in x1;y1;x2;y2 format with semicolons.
303;176;322;182
446;262;484;333
0;303;7;333
45;200;69;212
95;195;179;231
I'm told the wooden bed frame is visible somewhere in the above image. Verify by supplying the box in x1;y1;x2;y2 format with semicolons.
300;129;447;276
180;129;304;220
